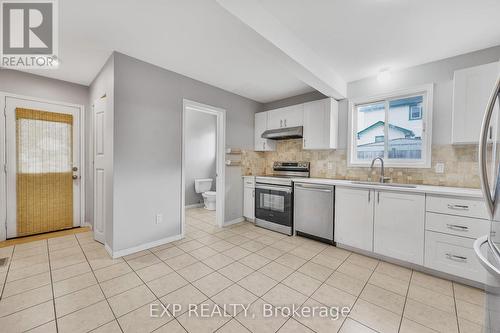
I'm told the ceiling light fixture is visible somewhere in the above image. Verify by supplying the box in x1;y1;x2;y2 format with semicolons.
377;69;391;83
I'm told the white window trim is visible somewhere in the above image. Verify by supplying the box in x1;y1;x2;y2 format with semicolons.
348;84;434;168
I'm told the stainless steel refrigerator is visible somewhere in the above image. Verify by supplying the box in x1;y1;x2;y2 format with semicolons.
475;73;500;331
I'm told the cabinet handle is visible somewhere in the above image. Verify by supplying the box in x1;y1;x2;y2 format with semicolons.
263;142;265;150
447;204;469;210
446;224;469;232
252;190;255;198
377;191;380;204
445;253;467;263
303;139;306;148
280;119;283;128
368;191;371;202
284;119;287;127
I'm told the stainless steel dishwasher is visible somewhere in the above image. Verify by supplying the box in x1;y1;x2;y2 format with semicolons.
293;183;334;244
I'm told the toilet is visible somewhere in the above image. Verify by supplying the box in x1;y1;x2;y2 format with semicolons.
194;178;216;210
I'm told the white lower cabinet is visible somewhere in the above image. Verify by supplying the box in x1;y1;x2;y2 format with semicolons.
373;191;425;265
243;177;255;221
425;231;486;283
334;187;374;252
333;185;486;284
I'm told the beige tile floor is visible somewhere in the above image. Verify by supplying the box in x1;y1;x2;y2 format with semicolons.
0;207;487;333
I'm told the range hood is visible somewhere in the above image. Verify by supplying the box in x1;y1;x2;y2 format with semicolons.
261;126;303;140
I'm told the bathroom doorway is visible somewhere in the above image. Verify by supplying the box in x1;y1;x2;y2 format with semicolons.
181;99;225;234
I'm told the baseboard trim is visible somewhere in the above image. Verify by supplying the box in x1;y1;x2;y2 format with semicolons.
82;221;93;230
104;243;113;257
224;217;244;227
110;234;183;258
185;203;204;209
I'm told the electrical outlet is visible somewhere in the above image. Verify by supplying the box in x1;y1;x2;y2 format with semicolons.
435;163;445;174
155;214;163;225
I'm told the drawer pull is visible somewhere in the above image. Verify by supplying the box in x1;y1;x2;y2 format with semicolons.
447;204;469;210
445;253;468;263
446;224;469;231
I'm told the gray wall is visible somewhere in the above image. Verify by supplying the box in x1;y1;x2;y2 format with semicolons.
260;45;500;149
0;69;91;221
347;45;500;146
184;110;216;206
88;54;115;248
112;52;260;252
262;90;326;111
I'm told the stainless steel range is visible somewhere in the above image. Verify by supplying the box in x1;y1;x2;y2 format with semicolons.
255;162;310;235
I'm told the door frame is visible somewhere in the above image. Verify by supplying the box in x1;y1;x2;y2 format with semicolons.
181;99;226;235
0;92;85;241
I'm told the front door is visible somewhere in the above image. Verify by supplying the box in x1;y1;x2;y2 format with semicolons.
5;97;81;238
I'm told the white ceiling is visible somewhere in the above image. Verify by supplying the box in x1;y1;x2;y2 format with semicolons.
259;0;500;82
20;0;500;103
23;0;314;103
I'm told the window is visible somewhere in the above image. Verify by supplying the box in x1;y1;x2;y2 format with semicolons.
349;85;433;168
409;105;422;120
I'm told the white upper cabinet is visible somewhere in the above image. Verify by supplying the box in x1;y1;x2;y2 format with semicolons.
254;112;276;151
373;191;425;265
267;104;304;129
452;61;499;144
303;98;338;150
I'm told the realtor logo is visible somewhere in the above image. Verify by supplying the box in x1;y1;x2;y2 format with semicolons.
1;0;58;69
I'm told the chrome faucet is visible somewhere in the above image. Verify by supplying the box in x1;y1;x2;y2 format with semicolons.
370;157;390;183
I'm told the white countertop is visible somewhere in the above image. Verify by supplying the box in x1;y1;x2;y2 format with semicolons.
291;177;484;198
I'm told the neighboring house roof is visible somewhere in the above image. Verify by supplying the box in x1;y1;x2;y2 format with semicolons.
358;137;422;149
357;121;415;138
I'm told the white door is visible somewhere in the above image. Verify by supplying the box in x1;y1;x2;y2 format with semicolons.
283;104;304;128
254;112;275;151
243;186;255;220
5;97;81;238
334;187;374;251
373;190;425;265
267;108;286;129
303;100;326;150
93;97;106;243
452;61;499;144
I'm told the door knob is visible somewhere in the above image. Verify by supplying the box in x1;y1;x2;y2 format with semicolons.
72;175;79;180
72;166;78;172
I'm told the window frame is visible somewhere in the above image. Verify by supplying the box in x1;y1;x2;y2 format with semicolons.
348;84;434;168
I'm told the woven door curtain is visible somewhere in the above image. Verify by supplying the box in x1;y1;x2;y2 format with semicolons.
16;108;73;236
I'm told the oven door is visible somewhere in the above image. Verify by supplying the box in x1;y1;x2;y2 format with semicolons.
255;183;293;229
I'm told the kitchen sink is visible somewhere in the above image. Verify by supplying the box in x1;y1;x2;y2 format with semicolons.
350;181;417;188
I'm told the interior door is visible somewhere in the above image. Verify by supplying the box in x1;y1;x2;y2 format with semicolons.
93;97;106;243
5;97;81;238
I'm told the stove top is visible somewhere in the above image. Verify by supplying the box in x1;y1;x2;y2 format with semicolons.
256;161;310;186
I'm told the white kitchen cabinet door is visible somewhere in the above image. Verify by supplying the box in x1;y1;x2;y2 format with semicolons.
243;186;255;221
425;231;486;283
374;191;425;265
303;98;338;150
267;108;286;129
254;112;275;151
283;104;304;128
452;61;499;144
267;105;304;129
334;187;374;251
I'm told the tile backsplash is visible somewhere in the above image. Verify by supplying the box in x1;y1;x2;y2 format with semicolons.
241;139;480;188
